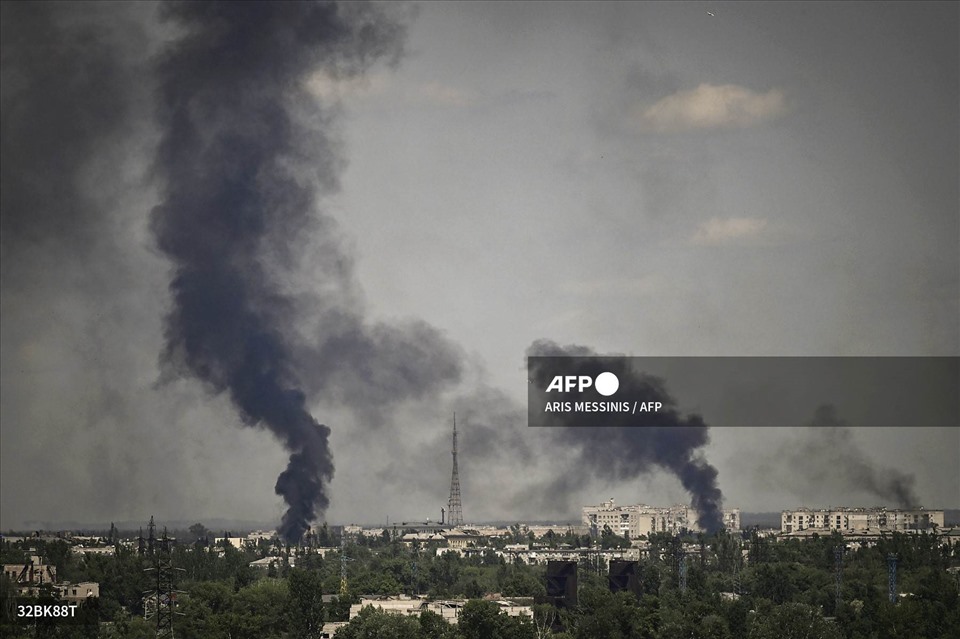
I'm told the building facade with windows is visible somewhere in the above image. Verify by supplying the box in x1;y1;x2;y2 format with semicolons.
582;498;741;537
780;507;944;533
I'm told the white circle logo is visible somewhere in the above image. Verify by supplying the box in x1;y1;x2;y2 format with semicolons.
595;372;619;396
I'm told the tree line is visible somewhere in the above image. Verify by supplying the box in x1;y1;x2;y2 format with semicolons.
1;527;957;638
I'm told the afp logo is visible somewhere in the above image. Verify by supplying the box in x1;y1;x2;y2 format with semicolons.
545;371;619;396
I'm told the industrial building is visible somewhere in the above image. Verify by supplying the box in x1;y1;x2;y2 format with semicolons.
780;507;944;533
582;498;741;536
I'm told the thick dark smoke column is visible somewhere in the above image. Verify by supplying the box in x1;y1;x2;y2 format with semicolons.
528;340;725;533
151;2;405;543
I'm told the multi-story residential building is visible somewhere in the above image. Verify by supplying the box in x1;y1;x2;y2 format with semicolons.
781;507;944;533
582;498;741;537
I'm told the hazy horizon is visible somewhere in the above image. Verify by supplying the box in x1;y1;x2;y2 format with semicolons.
2;1;957;533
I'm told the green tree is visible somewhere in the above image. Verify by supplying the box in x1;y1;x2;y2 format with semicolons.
600;526;630;550
288;568;326;638
572;587;656;639
103;609;155;639
335;605;421;639
751;563;797;604
220;579;289;639
747;602;842;639
458;599;535;639
419;609;458;639
187;523;210;544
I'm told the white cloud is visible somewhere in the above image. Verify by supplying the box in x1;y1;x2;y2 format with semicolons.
692;217;768;245
638;83;786;132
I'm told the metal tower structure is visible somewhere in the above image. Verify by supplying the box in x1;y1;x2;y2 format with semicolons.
677;550;687;594
887;554;898;604
410;544;419;596
147;515;157;556
732;539;742;596
144;529;184;638
447;413;463;526
834;545;844;607
339;531;353;595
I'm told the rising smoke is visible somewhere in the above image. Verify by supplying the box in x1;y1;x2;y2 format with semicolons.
150;2;463;542
2;1;944;535
758;404;919;508
527;340;725;533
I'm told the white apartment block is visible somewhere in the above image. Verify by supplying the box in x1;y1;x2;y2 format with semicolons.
582;498;741;537
781;507;944;533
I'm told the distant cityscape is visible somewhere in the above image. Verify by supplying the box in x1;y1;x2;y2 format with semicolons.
3;501;954;616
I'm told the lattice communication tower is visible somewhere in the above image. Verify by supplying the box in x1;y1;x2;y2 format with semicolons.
447;413;463;526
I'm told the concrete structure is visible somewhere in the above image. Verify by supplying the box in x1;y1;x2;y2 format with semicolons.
320;622;348;638
3;556;57;593
336;523;590;542
214;536;245;550
497;545;643;566
57;581;100;603
400;532;446;547
781;507;944;533
249;557;281;571
72;545;116;557
349;595;531;624
443;528;486;549
3;556;99;601
246;530;276;542
524;524;591;539
582;498;741;536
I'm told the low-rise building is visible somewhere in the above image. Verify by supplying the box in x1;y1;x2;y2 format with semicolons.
349;595;531;624
246;530;276;543
443;529;486;549
72;546;116;557
400;532;446;547
3;556;98;601
57;582;100;603
213;536;245;550
249;557;281;571
3;556;57;594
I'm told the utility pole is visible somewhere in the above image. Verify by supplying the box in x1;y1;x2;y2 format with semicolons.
732;538;742;596
834;545;844;608
340;531;353;596
677;550;687;594
887;554;898;604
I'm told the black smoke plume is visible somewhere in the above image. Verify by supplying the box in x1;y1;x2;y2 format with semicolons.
527;340;725;533
761;404;919;508
150;2;413;543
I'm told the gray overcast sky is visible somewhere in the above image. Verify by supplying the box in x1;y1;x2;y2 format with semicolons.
1;1;957;531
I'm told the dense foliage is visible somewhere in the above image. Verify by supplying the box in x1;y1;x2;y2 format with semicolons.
1;528;957;638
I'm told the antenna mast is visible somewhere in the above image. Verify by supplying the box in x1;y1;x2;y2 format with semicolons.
447;413;463;526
